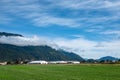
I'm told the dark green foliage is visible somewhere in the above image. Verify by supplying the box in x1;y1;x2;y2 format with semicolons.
0;44;84;62
58;50;84;61
86;59;96;63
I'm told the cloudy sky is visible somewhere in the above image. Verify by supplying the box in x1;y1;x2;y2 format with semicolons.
0;0;120;59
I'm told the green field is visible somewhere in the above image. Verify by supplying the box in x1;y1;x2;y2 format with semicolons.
0;64;120;80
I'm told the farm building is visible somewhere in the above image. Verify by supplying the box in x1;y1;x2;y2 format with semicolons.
49;61;67;64
48;61;80;64
28;60;48;64
67;61;80;64
0;62;7;65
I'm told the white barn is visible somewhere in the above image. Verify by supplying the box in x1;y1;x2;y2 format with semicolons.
71;61;80;64
67;61;80;64
49;61;67;64
28;60;48;64
0;62;7;65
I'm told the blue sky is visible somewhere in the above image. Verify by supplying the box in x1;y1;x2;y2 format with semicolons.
0;0;120;59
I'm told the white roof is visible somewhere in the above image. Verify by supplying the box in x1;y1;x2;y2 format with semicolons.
29;60;48;64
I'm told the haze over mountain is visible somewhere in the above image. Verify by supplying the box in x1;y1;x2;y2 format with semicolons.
0;32;120;59
0;32;84;61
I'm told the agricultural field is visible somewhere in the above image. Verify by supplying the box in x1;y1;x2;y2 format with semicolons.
0;64;120;80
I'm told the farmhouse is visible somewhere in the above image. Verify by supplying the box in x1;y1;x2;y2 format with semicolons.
0;62;7;65
28;60;48;64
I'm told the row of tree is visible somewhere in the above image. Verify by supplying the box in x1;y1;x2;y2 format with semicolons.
81;59;120;64
2;59;119;65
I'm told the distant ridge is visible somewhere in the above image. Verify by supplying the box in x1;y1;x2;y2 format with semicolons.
0;43;84;62
99;56;119;61
0;32;23;37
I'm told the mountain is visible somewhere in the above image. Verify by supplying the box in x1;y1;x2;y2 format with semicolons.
0;32;84;62
99;56;119;61
0;32;23;37
0;43;84;62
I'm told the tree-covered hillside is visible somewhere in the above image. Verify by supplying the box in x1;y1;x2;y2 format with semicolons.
0;44;84;61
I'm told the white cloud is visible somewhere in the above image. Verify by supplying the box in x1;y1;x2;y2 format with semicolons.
52;0;120;10
0;36;50;46
100;30;120;35
33;16;80;27
71;35;85;38
0;0;81;28
53;38;120;59
0;35;120;59
0;14;13;24
99;30;120;40
0;0;120;59
103;0;120;9
53;38;97;50
1;0;120;28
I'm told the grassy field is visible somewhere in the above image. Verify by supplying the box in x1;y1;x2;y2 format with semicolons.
0;64;120;80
